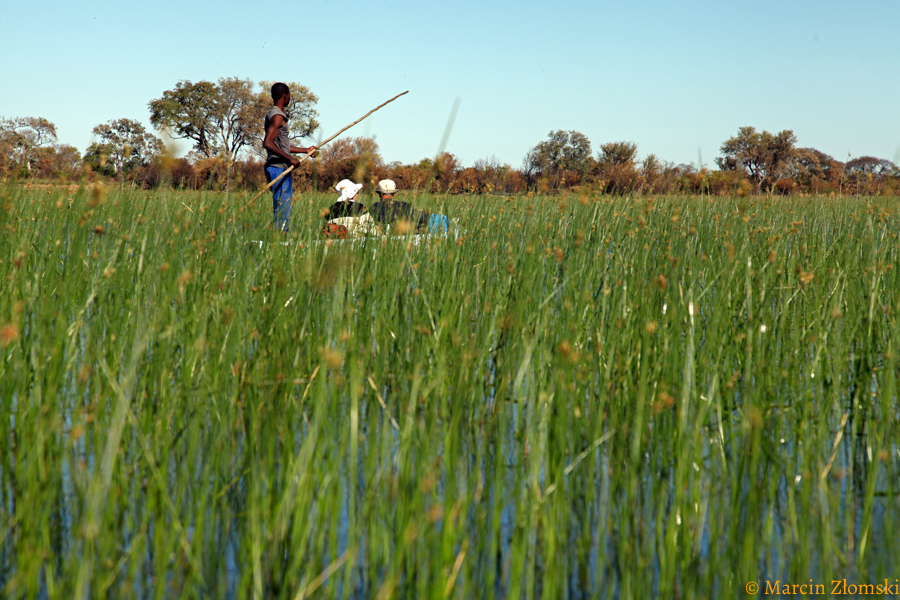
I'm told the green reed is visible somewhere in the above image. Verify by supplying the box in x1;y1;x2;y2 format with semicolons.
1;183;899;598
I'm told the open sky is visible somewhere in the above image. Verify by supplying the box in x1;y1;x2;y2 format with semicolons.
2;0;899;170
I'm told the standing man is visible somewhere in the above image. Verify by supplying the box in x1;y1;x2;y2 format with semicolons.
263;82;316;232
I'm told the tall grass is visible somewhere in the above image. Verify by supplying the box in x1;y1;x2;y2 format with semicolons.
1;183;899;598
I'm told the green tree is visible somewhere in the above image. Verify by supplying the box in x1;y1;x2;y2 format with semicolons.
716;126;797;191
48;144;82;176
149;78;318;164
525;130;592;185
845;156;895;176
0;117;58;173
594;141;640;194
0;122;15;174
640;153;665;191
214;77;263;163
84;118;162;175
149;80;220;158
29;144;82;179
844;156;897;194
787;148;843;190
598;141;638;167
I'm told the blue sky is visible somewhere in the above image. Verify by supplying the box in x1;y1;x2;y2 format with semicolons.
2;0;898;169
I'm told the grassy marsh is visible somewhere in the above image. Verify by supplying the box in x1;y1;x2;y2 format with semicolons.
2;184;899;598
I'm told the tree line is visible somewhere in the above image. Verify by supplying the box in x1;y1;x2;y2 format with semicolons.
2;78;898;196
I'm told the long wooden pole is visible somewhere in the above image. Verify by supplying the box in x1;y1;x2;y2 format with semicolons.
228;90;409;225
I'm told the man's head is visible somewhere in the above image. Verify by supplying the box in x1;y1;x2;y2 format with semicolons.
376;179;397;200
271;82;290;104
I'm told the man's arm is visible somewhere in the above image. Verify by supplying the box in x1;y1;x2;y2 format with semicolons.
290;144;317;156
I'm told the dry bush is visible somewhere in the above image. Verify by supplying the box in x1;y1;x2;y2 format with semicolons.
128;158;197;189
598;163;640;195
774;178;796;195
707;170;745;195
317;158;358;189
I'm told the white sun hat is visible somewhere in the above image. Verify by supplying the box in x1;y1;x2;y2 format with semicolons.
376;179;397;195
335;179;363;202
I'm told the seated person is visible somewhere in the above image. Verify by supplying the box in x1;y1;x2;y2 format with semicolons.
370;179;431;231
370;180;452;235
323;179;366;219
323;179;378;238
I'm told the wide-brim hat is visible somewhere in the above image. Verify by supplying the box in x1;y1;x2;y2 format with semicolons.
335;179;363;202
376;179;397;194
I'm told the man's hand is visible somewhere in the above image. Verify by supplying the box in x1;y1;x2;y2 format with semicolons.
290;156;301;168
288;144;318;159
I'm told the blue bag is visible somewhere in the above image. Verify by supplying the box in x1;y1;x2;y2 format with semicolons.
428;213;449;235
